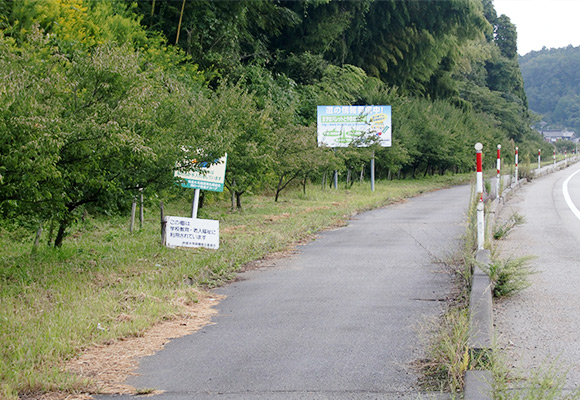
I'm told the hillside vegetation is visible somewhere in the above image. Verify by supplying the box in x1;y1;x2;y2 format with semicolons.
0;0;551;246
520;45;580;134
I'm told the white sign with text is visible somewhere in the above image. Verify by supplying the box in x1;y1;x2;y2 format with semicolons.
165;216;219;249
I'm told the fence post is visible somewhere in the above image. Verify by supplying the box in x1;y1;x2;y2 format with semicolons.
130;199;136;233
475;143;485;251
139;188;144;230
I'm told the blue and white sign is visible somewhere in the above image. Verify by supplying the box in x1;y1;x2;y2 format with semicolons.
175;154;227;192
317;105;392;148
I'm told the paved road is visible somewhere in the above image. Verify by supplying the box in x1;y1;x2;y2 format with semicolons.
99;185;470;399
494;163;580;390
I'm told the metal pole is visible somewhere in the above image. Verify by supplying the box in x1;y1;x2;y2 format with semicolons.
515;147;519;184
496;144;501;199
191;188;200;219
475;143;485;251
333;148;338;190
370;150;375;192
139;188;144;230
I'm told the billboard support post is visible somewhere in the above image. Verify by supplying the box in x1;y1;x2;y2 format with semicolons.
515;147;519;184
371;150;375;192
496;144;501;199
191;188;200;219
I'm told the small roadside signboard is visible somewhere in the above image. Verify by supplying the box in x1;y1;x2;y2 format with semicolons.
174;154;227;192
165;216;219;249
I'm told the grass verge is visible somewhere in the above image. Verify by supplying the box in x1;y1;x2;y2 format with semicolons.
0;174;470;399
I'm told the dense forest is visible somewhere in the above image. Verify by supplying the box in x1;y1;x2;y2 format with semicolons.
0;0;549;246
520;45;580;134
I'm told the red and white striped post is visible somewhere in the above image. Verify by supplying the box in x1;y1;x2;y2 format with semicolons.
553;149;556;166
476;143;484;195
475;143;485;250
515;147;519;184
538;149;541;173
496;144;501;199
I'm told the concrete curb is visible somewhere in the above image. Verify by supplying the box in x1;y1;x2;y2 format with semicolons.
465;371;494;400
469;250;493;353
464;157;578;399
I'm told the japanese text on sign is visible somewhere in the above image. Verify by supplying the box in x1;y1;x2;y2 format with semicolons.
317;105;392;148
175;153;227;192
165;216;219;249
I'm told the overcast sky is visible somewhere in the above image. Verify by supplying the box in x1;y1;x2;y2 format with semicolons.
493;0;580;55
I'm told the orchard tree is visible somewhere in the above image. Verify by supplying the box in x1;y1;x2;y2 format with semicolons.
203;84;273;210
0;30;222;246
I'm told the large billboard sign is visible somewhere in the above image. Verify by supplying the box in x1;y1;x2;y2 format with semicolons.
317;105;392;148
175;153;227;192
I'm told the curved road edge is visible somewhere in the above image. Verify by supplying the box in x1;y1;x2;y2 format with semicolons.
464;156;580;400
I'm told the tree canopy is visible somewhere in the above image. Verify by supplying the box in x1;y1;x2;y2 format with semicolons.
520;45;580;135
0;0;547;246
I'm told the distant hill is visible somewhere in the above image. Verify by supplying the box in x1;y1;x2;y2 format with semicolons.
520;46;580;134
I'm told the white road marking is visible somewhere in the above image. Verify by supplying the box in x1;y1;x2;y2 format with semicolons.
562;168;580;222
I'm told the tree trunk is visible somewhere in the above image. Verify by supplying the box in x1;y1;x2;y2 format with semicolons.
236;191;243;209
54;219;69;247
275;176;284;202
230;189;235;210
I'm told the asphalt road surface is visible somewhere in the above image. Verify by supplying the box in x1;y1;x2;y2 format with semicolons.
99;185;470;399
494;163;580;391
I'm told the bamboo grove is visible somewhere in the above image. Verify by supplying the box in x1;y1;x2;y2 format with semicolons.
0;0;551;245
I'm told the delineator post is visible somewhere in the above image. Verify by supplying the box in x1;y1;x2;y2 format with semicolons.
475;143;485;250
